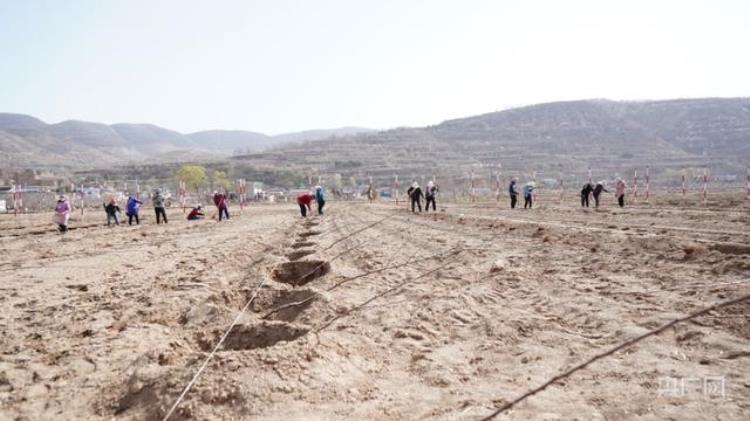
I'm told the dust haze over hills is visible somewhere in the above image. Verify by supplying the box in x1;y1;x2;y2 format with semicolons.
2;97;750;188
0;113;373;169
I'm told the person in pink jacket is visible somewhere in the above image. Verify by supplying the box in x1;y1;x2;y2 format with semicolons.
615;178;627;208
54;195;72;233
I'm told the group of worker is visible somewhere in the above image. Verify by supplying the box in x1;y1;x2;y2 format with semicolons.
406;181;439;213
53;189;230;233
507;177;628;209
508;178;537;209
52;176;631;233
296;185;326;217
580;179;628;208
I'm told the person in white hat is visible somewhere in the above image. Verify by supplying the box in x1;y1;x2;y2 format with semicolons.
425;180;438;212
523;181;536;209
54;195;72;233
407;181;423;212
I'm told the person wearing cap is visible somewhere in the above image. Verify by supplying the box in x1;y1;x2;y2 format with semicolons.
615;178;627;208
54;195;72;233
187;204;205;220
508;177;520;209
153;189;168;224
314;185;326;215
424;180;438;212
408;181;423;213
523;181;535;209
126;194;143;225
297;192;314;217
593;181;608;208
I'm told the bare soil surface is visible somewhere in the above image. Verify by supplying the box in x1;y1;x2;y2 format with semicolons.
0;197;748;420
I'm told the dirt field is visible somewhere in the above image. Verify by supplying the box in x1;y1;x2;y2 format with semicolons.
0;196;748;420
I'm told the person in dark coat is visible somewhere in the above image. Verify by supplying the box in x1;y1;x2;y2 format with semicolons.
103;198;121;227
522;181;535;209
424;181;438;212
408;182;423;212
153;189;168;224
581;182;593;208
509;177;519;209
593;181;608;208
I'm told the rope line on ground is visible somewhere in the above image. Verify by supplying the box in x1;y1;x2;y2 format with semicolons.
479;292;750;420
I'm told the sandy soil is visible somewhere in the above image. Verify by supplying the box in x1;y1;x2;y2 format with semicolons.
0;197;748;420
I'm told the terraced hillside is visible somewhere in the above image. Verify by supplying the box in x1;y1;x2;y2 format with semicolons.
234;98;750;191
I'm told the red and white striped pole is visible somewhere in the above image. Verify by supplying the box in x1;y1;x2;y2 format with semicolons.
470;169;475;202
682;171;687;204
633;169;638;204
532;169;538;204
242;179;246;210
11;184;17;216
180;181;186;213
80;184;85;216
495;172;501;201
16;185;23;215
394;174;399;205
645;166;650;203
559;174;564;204
702;167;708;206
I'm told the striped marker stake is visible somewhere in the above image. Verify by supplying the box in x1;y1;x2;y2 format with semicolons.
495;172;501;201
682;171;687;205
80;184;85;216
633;169;638;204
11;184;17;216
559;174;564;204
470;169;475;202
702;167;708;206
180;181;186;213
645;166;650;203
532;169;538;204
393;174;399;206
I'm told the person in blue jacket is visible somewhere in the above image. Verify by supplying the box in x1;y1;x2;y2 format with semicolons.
126;195;143;225
315;185;326;215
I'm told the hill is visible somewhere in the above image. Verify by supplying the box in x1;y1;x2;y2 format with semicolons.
233;98;750;189
0;114;373;170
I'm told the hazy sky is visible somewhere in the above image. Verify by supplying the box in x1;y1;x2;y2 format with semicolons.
1;0;748;134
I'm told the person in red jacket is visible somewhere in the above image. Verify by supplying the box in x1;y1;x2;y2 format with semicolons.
187;204;205;221
297;192;314;217
213;191;230;221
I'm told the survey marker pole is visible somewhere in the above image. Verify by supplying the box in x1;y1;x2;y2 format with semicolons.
702;167;708;206
682;171;687;205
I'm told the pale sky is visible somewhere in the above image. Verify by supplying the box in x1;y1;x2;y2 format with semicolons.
1;0;748;134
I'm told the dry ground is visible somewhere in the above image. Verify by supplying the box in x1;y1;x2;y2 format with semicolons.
0;195;748;420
